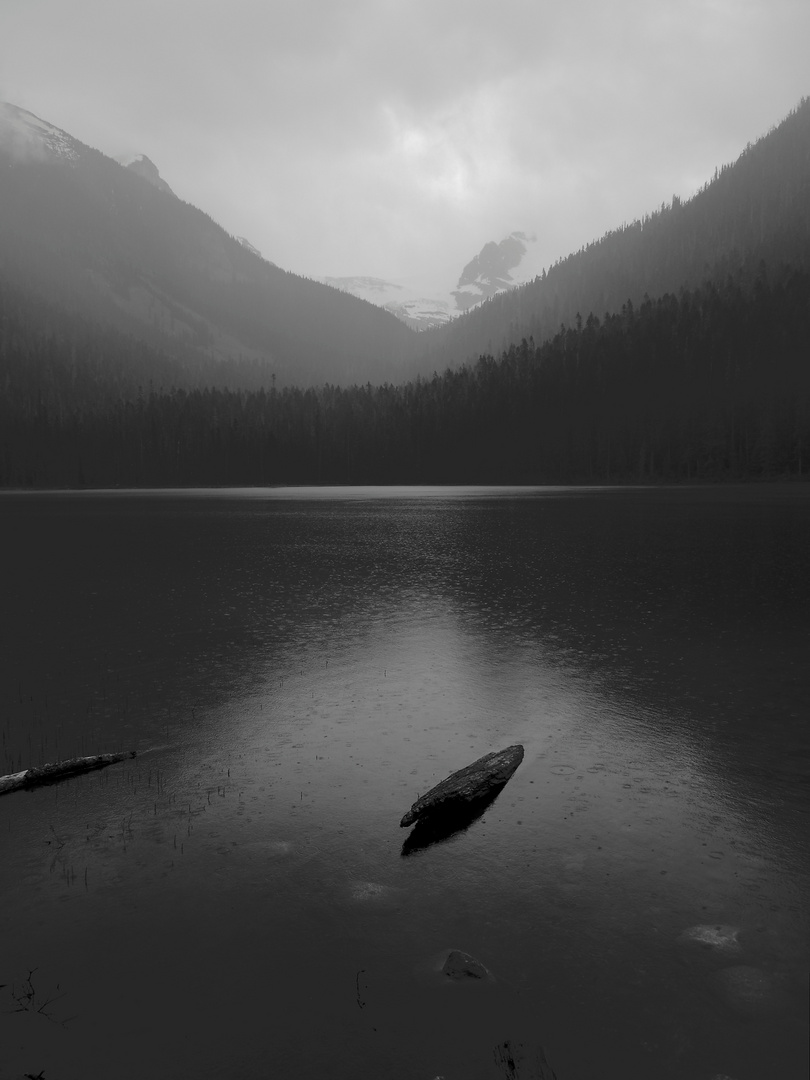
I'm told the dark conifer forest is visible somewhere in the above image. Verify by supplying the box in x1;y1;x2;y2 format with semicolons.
1;99;809;487
417;98;810;375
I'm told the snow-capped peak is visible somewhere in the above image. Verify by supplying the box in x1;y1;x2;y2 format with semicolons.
321;276;455;330
0;102;80;164
321;232;544;329
452;231;543;312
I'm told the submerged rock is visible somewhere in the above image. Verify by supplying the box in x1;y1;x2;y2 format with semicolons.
348;880;398;904
442;949;490;980
680;924;741;952
711;965;789;1015
400;744;524;828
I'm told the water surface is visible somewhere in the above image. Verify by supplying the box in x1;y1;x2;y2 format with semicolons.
1;486;808;1079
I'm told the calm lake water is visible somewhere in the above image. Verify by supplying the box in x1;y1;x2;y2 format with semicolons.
0;486;808;1080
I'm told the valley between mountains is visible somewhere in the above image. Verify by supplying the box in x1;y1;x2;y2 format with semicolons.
1;97;809;486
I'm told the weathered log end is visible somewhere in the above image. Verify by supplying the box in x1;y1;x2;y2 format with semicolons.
0;770;29;796
400;744;524;828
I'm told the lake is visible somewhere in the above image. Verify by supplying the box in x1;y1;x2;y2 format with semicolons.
0;485;808;1080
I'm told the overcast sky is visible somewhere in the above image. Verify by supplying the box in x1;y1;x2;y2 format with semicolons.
2;0;808;291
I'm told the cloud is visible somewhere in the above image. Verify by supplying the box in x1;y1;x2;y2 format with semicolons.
2;0;809;285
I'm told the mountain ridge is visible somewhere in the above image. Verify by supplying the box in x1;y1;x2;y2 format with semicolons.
321;231;545;329
2;97;809;487
117;152;176;197
0;101;416;387
0;102;81;164
412;97;810;376
2;96;808;392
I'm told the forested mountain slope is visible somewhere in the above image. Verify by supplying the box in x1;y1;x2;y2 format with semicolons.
0;104;415;387
412;98;810;375
4;266;808;486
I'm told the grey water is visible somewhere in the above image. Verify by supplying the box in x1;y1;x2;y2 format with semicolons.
0;485;808;1080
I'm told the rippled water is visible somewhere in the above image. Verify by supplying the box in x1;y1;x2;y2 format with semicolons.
1;486;808;1079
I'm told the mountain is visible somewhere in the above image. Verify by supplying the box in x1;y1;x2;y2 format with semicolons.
452;231;543;311
3;99;809;487
0;102;415;387
3;98;807;393
322;232;544;330
0;102;80;164
5;262;807;486
321;275;456;330
412;99;810;376
117;153;176;197
236;236;264;259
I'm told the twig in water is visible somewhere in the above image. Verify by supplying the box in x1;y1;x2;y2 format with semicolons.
355;969;366;1009
10;969;75;1027
47;825;66;850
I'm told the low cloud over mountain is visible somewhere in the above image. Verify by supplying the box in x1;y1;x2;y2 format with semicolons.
322;231;544;330
0;102;414;386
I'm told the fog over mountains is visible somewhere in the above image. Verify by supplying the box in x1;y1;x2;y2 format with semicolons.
0;101;414;387
1;96;809;489
414;98;810;376
0;100;564;386
5;98;809;388
323;231;545;330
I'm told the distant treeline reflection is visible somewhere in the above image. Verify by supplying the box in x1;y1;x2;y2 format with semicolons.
2;264;809;486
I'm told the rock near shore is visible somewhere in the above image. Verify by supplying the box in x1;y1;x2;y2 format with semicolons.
442;949;490;980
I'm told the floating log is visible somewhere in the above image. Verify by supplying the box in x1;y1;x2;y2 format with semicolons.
400;744;524;828
0;751;136;796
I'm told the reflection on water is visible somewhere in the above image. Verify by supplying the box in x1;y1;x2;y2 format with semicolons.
400;784;509;857
0;486;808;1079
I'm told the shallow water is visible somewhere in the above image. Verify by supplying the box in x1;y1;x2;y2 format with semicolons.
0;486;808;1079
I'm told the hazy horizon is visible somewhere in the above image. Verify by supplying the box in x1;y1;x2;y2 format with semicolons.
2;0;808;290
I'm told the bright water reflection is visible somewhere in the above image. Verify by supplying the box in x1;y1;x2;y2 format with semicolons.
0;486;808;1080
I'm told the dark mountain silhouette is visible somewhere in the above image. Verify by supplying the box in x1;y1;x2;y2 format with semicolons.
452;231;536;311
412;98;810;376
321;231;542;329
0;103;415;387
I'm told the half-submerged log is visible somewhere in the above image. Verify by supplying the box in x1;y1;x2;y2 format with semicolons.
0;751;136;796
400;744;524;828
400;783;505;856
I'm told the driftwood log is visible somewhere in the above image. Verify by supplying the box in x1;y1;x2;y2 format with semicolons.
0;751;136;796
400;744;524;828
